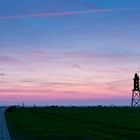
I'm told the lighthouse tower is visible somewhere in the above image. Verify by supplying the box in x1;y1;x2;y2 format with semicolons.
131;73;140;107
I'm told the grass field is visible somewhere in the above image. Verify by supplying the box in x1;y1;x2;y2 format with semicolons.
5;107;140;140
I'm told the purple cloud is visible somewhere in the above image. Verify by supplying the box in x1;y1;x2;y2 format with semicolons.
71;64;82;69
0;56;20;64
0;73;5;76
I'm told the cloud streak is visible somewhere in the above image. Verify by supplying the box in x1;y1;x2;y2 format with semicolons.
0;73;5;77
0;8;138;20
0;56;19;64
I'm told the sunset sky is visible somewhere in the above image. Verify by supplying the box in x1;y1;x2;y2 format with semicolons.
0;0;140;106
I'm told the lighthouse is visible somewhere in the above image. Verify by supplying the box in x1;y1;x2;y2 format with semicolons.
131;73;140;107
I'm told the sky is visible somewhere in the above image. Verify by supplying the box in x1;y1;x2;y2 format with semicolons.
0;0;140;106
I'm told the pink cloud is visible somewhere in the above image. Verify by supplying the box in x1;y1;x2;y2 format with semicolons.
0;56;20;64
0;8;138;20
20;50;139;63
0;77;131;102
0;91;128;101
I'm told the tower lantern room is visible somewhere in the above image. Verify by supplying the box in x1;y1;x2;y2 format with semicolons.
133;73;139;91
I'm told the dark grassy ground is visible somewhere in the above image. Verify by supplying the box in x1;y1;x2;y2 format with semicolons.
5;107;140;140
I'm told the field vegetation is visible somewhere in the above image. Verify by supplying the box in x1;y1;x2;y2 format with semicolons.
6;106;140;140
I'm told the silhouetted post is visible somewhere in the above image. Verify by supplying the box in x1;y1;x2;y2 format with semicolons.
131;73;140;107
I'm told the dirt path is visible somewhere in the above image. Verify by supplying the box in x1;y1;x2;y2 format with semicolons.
0;107;11;140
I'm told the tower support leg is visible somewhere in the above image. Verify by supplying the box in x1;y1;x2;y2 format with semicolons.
131;90;140;107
